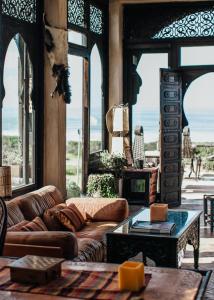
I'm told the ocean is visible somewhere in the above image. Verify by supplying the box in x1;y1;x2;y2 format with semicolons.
2;107;214;143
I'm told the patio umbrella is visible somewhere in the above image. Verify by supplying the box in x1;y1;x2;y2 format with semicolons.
182;126;193;158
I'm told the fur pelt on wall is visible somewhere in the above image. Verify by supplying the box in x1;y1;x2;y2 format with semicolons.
45;23;71;104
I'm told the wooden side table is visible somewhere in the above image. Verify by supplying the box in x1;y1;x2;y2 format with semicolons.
121;167;159;206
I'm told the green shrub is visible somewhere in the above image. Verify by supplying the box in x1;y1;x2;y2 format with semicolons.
87;173;117;198
67;181;81;197
66;165;77;176
2;136;22;165
203;160;214;171
100;151;127;177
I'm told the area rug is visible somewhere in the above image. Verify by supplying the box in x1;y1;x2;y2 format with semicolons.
0;268;151;300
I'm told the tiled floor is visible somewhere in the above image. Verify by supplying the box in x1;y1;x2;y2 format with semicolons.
129;172;214;299
181;174;214;299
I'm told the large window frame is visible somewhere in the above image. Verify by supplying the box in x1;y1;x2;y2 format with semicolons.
0;0;44;196
67;0;108;192
123;2;214;135
123;2;214;206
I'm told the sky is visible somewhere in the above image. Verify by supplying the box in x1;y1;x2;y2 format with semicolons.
3;38;19;108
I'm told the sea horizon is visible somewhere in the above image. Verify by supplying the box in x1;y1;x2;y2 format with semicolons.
2;107;214;143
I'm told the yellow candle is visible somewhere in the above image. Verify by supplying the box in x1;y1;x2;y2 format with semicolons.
118;261;145;292
150;203;168;222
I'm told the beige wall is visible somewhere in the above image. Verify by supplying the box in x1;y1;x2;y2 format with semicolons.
43;0;67;197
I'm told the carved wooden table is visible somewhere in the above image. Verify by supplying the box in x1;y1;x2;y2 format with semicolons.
106;208;202;269
0;258;209;300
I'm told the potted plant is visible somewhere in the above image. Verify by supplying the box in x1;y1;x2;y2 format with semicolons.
87;173;117;198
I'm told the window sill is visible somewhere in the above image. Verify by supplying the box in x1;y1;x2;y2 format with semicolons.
11;184;39;199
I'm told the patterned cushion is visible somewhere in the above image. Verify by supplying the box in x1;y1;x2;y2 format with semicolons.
42;204;66;231
20;216;48;231
56;204;85;232
73;238;105;262
6;200;26;227
16;186;64;220
7;220;29;232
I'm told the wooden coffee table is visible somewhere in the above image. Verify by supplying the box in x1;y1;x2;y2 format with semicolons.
0;257;209;300
106;208;202;268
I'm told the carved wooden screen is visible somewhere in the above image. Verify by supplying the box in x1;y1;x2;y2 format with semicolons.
160;69;182;207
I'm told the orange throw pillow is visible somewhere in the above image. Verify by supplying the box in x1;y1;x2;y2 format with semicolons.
21;216;48;231
56;204;85;232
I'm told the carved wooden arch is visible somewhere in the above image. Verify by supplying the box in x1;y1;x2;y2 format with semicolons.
1;19;39;111
181;67;214;129
0;0;44;192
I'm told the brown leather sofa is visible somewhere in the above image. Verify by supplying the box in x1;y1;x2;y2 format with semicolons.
3;186;129;262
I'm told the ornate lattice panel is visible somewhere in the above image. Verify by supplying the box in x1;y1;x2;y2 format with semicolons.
68;0;85;28
90;5;103;35
153;10;214;39
2;0;36;23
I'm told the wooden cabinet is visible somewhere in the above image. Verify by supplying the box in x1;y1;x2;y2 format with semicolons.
121;167;159;206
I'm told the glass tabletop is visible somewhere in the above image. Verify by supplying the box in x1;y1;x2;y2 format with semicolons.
112;208;201;238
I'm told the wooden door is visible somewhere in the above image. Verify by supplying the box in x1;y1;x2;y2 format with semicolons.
160;69;182;207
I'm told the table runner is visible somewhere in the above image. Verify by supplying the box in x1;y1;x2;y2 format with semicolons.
0;267;151;300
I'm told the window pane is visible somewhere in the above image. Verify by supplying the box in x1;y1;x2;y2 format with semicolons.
132;53;168;161
183;73;214;142
3;34;35;188
181;46;214;66
66;55;83;193
68;30;87;46
90;45;102;153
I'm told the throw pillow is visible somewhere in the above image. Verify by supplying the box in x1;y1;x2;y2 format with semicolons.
56;204;85;232
42;204;66;231
21;216;48;231
7;220;29;232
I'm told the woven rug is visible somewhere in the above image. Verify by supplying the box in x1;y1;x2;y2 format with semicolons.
0;267;151;300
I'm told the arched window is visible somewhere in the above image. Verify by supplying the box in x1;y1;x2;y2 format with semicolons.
2;34;35;188
90;44;103;153
132;53;168;145
183;73;214;142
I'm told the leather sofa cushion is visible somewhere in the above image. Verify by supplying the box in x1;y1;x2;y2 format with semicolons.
43;204;66;231
7;220;29;232
76;222;118;241
66;198;129;222
20;217;48;231
6;200;26;227
16;186;64;220
56;204;85;232
5;231;78;260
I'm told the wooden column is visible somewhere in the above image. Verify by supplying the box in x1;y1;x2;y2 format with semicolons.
109;0;123;108
108;0;124;150
43;0;67;197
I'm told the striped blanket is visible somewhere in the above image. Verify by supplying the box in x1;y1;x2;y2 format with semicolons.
0;268;151;300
